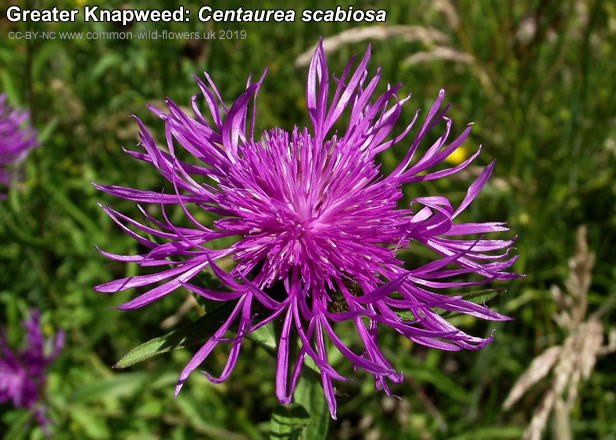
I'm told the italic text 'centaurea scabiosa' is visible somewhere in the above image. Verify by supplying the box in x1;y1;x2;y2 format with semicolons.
0;309;63;435
0;93;38;198
94;41;520;417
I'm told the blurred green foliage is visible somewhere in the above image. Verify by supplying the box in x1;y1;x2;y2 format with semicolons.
1;0;616;438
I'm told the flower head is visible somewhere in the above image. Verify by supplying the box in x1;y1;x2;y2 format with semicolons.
0;93;38;198
94;41;520;417
0;309;63;434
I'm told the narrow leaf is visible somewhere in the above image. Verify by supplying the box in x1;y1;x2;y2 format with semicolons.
394;288;507;321
437;288;507;318
406;367;472;404
270;403;310;440
37;117;58;144
247;321;277;356
3;409;34;440
69;372;148;403
294;373;329;440
114;300;237;368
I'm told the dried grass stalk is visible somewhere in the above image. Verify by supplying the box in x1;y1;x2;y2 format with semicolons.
503;345;561;410
403;46;474;66
295;26;449;67
504;225;615;440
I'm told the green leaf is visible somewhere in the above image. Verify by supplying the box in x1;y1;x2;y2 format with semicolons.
114;300;237;368
406;367;472;404
439;288;507;318
270;403;310;440
459;287;507;304
69;372;149;403
395;288;507;321
294;373;329;440
37;117;58;144
70;407;111;439
45;186;99;235
450;426;524;440
247;322;323;375
92;52;123;79
1;70;20;106
303;351;321;375
33;41;62;80
0;207;53;249
3;409;34;440
175;396;249;440
247;320;277;356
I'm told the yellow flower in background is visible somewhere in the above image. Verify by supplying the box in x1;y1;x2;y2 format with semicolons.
445;145;469;165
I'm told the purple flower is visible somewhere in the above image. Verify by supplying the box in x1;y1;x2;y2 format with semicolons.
0;93;38;198
94;41;520;417
0;309;63;434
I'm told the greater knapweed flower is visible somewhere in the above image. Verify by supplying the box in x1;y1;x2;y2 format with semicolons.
0;309;63;434
94;41;520;417
0;93;38;198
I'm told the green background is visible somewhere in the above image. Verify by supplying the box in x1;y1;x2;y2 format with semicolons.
1;0;615;438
